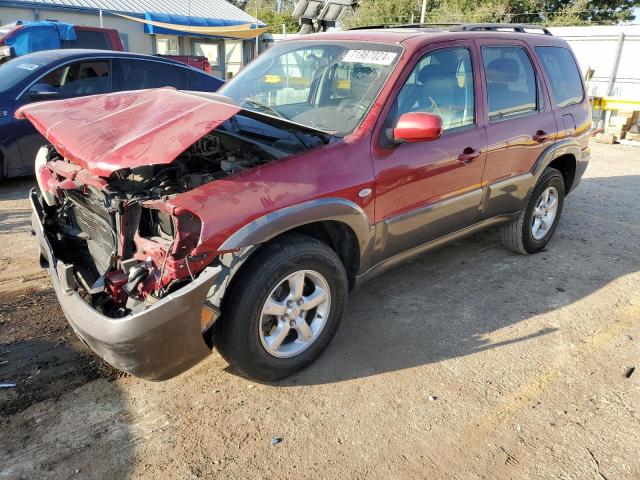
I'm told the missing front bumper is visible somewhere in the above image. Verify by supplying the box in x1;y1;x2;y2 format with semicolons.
30;189;221;380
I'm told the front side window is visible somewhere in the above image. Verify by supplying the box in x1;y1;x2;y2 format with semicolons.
395;47;475;130
481;46;538;121
114;59;182;91
535;46;583;108
219;41;402;136
37;60;110;97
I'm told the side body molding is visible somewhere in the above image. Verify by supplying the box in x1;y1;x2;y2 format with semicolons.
219;197;374;264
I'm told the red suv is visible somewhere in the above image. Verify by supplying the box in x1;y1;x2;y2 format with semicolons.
23;24;590;381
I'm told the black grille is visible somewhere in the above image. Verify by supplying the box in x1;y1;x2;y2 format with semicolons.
66;192;116;274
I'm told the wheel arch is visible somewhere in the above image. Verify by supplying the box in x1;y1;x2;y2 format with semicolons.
532;140;579;193
218;198;373;290
547;153;577;194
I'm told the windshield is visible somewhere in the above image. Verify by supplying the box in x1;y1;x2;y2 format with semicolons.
0;53;50;92
219;41;402;136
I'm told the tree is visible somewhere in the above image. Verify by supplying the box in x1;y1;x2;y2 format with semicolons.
344;0;640;27
243;0;300;33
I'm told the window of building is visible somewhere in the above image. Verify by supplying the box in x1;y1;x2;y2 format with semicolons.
535;46;584;108
481;46;538;121
156;35;179;55
193;40;222;67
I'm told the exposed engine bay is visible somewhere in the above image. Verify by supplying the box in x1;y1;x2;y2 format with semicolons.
37;114;333;319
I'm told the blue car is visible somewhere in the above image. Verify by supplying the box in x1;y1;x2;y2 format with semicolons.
0;49;224;179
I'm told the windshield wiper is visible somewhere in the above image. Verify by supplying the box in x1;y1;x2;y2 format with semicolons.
242;99;288;120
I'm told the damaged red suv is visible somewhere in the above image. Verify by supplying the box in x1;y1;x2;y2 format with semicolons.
23;24;590;381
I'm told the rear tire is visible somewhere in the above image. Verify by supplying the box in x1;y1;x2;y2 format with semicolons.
214;233;348;381
500;167;565;254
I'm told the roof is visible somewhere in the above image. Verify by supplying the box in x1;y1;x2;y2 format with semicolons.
21;47;199;62
288;28;569;47
2;0;258;23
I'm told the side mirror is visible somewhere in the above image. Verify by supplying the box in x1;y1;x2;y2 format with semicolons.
0;45;15;60
393;112;442;144
27;84;59;100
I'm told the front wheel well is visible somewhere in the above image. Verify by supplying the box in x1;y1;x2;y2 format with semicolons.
548;154;576;194
288;221;360;290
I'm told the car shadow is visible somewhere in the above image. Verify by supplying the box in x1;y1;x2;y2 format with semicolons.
0;176;36;201
270;174;640;386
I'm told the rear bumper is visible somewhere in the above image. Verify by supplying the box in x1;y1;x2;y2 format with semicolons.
30;189;219;381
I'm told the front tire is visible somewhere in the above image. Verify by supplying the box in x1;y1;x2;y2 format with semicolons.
214;233;348;381
500;167;565;254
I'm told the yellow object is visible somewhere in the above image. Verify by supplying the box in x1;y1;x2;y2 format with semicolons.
592;96;640;111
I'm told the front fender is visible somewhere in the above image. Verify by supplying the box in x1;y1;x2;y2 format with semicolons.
219;197;374;263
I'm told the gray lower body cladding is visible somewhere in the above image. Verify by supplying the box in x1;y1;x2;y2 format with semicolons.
31;189;219;380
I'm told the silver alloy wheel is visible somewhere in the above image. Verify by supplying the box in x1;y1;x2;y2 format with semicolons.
531;186;559;240
259;269;331;358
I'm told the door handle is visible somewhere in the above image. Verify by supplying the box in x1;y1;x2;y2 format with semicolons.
458;147;480;164
533;130;551;143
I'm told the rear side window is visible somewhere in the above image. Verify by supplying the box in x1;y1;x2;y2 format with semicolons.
113;59;183;91
62;30;110;50
187;69;225;92
535;47;583;107
481;46;538;121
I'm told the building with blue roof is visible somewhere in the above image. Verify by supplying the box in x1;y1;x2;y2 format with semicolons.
0;0;268;77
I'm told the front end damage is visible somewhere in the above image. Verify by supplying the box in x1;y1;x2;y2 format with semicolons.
22;89;333;379
30;140;260;379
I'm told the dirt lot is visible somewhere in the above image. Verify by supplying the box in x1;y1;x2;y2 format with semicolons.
1;142;639;479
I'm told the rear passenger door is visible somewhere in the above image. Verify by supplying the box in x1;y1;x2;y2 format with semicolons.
477;40;558;218
112;59;185;91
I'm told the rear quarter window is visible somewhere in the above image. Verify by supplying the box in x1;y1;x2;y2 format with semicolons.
535;46;584;108
114;59;184;91
62;30;110;50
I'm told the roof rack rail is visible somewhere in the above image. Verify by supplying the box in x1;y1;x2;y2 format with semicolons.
349;22;459;30
449;23;553;35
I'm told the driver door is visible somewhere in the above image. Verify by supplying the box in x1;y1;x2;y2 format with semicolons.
16;59;112;173
371;42;487;260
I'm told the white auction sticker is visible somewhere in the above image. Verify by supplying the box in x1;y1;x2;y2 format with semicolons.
17;63;40;71
342;50;397;65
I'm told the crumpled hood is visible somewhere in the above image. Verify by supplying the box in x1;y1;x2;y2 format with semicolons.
16;88;241;178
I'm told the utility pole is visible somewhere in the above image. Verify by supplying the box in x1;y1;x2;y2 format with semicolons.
420;0;427;24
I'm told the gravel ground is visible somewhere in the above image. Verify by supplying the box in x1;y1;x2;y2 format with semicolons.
1;142;639;479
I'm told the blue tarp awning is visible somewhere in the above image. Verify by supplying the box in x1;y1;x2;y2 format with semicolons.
4;21;77;55
142;12;266;38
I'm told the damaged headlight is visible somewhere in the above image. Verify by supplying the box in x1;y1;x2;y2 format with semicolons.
139;208;176;240
35;146;55;206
